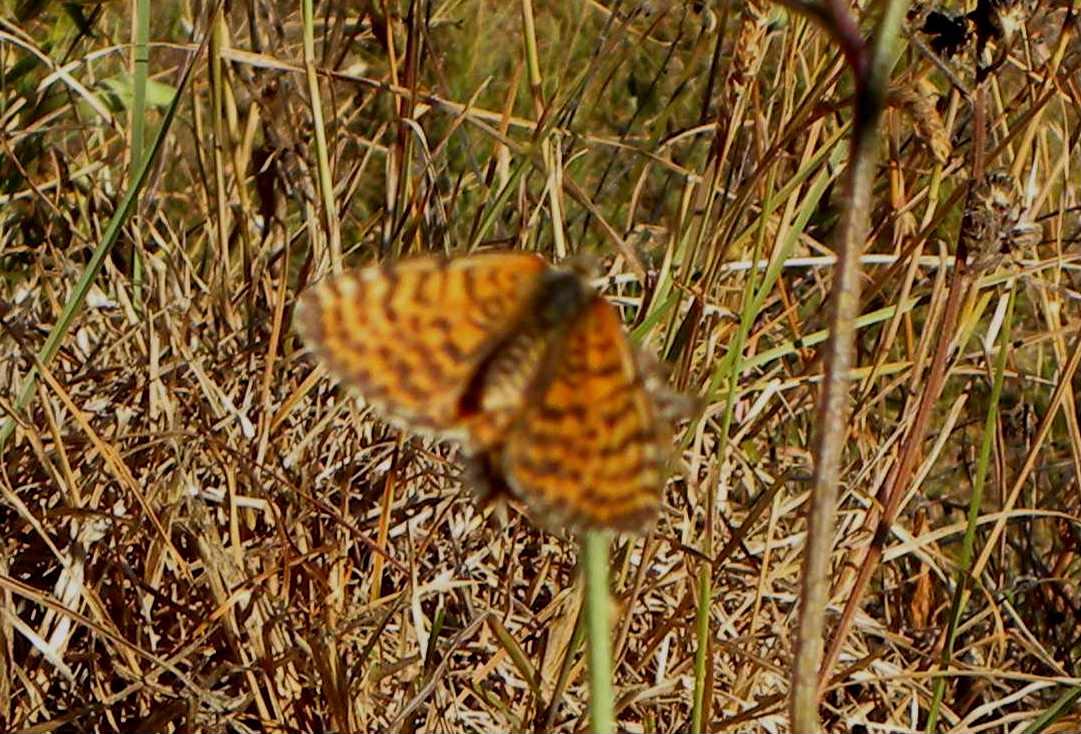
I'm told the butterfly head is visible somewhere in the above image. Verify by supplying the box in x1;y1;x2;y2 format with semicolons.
533;269;594;329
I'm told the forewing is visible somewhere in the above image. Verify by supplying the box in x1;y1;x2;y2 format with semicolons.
503;296;664;531
295;253;547;439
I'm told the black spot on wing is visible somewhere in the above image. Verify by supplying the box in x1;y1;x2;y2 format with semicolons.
440;338;466;363
392;362;433;403
597;428;657;458
584;360;624;380
461;265;478;303
380;266;401;324
513;455;577;482
595;456;660;486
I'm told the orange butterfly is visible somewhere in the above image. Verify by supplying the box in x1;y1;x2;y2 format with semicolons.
295;251;670;532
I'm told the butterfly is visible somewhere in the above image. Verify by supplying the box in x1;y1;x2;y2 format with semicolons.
294;251;671;532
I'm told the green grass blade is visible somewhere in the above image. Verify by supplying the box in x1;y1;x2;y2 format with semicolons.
583;529;615;733
130;0;150;307
926;287;1016;730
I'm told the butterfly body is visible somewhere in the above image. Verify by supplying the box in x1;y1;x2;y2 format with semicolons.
462;269;592;436
296;252;667;532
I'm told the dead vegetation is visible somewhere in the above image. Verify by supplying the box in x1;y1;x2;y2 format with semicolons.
1;1;1079;731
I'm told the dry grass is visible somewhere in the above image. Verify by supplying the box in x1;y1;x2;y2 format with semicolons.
1;1;1080;731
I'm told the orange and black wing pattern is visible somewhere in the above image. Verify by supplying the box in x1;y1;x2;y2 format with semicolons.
501;295;665;531
294;253;547;444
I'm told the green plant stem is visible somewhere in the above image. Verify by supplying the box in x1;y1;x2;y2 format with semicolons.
690;563;710;731
130;0;150;309
583;529;614;733
926;288;1015;730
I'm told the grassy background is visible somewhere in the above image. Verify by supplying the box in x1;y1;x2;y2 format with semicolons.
2;1;1080;731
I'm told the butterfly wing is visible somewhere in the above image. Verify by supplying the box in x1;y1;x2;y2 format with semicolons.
502;295;665;531
295;253;548;442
